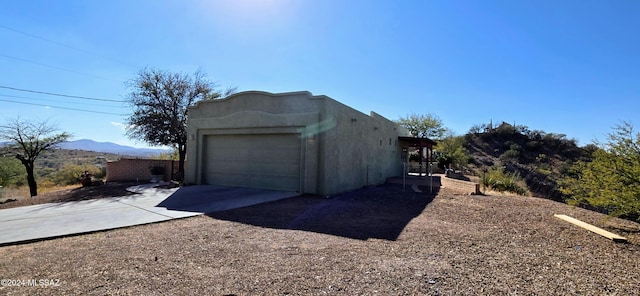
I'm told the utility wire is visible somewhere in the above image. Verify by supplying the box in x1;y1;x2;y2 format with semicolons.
0;85;124;102
0;99;123;116
0;94;124;108
0;54;119;82
0;24;136;68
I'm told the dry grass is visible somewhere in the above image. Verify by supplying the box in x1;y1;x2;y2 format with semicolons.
0;185;639;295
0;183;137;210
1;184;76;199
0;185;78;209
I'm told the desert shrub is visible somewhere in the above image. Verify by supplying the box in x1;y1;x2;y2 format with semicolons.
560;122;640;221
496;124;517;135
500;148;521;162
527;130;545;140
436;154;453;170
536;166;552;176
482;167;528;195
527;140;541;149
95;166;106;179
0;157;26;187
42;178;55;186
503;140;514;150
36;167;57;179
53;164;103;185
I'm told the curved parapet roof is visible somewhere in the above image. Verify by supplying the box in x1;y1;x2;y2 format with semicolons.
189;90;330;110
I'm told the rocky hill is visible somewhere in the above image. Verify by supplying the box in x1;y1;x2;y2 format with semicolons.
463;122;594;201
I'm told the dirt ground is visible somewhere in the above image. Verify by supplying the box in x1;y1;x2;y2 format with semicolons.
0;184;639;295
0;182;137;210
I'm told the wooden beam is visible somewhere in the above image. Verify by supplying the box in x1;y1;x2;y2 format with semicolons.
554;214;628;243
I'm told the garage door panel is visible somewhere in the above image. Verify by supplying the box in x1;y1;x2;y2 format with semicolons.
204;134;301;192
207;162;299;177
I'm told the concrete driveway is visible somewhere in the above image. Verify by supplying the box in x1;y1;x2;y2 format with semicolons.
0;184;298;246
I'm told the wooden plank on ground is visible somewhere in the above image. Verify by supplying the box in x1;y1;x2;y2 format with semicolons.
554;214;628;243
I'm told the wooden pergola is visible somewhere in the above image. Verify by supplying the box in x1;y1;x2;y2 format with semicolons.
398;136;437;176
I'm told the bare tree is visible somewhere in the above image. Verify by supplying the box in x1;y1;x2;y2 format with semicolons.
0;118;70;196
125;67;235;180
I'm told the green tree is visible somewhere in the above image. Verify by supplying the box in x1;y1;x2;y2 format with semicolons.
0;156;26;187
560;122;640;221
0;118;70;196
437;135;469;170
396;113;447;139
125;67;235;180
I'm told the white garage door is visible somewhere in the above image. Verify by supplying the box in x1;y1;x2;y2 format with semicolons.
204;134;301;192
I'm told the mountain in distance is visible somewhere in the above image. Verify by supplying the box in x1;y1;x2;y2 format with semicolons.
57;139;171;157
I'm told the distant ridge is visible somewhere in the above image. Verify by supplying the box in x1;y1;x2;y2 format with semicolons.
57;139;170;157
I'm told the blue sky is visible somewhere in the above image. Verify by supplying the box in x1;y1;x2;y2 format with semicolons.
1;0;638;148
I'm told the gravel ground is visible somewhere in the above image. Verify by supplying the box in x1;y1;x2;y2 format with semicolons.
0;184;639;295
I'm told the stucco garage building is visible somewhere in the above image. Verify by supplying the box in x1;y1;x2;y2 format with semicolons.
185;91;413;196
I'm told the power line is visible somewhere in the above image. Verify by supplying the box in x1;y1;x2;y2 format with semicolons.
0;93;124;108
0;24;136;68
0;99;124;116
0;85;124;102
0;54;119;82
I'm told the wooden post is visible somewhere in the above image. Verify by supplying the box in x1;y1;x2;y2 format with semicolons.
418;144;423;177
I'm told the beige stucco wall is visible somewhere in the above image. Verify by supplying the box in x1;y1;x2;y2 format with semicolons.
185;91;410;196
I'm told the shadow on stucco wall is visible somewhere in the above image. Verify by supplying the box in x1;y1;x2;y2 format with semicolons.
207;184;437;241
